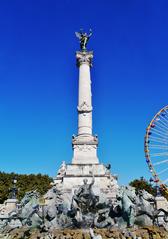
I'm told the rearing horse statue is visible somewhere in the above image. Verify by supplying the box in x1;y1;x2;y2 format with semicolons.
116;186;137;227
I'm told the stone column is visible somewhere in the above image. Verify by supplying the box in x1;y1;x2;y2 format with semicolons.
72;50;99;164
77;51;93;136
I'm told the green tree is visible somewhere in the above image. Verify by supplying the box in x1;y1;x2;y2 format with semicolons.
0;172;53;203
129;177;156;196
129;177;168;200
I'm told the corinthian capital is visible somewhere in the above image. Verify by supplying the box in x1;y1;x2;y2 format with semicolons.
76;51;93;67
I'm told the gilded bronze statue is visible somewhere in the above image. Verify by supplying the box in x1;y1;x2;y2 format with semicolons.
75;29;92;51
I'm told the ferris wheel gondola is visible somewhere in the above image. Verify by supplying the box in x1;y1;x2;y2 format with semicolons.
145;105;168;194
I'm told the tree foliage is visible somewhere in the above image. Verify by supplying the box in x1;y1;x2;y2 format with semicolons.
0;172;53;204
129;177;168;200
129;177;156;196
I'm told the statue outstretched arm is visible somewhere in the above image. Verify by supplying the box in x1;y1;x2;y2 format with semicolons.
88;29;92;38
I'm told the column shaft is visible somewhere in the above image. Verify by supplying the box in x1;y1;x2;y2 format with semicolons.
78;63;92;135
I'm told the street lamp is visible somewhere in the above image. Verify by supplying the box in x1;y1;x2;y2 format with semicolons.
11;177;18;199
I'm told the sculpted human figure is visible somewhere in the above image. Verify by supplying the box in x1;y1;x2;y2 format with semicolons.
77;177;94;199
75;29;92;51
71;174;98;213
94;208;115;228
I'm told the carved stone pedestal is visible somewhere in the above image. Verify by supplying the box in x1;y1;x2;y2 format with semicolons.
54;162;118;203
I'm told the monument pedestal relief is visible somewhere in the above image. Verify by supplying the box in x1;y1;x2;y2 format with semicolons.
54;30;118;202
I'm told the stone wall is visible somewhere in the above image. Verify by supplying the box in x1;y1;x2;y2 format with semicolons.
1;227;168;239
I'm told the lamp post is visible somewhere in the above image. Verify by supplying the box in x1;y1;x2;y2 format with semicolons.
5;177;18;213
10;177;18;199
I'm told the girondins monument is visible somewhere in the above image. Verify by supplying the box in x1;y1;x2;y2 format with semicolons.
54;30;118;201
1;31;168;239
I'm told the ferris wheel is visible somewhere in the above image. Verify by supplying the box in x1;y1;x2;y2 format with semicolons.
145;105;168;193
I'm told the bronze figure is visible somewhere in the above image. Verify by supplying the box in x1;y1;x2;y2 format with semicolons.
75;29;92;51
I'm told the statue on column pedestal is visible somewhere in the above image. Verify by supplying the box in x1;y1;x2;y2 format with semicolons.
75;29;92;51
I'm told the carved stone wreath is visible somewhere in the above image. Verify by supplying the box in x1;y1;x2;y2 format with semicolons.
77;101;92;113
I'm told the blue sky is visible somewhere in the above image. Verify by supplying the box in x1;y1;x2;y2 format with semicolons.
0;0;168;184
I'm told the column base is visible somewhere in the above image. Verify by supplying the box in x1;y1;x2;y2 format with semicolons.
72;134;98;164
72;144;99;164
